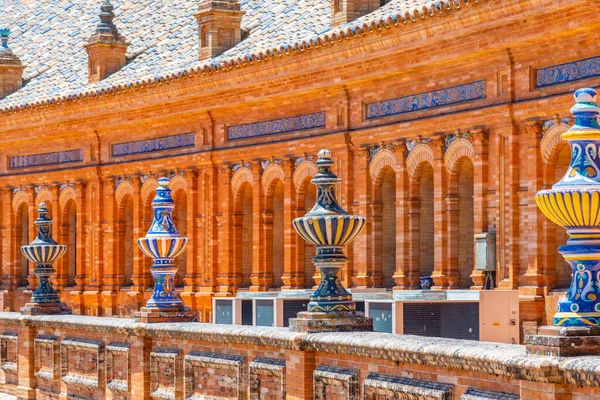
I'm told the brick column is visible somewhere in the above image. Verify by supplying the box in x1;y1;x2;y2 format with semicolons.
470;129;489;289
25;186;36;292
522;120;552;293
101;177;118;317
131;178;146;291
73;181;86;290
16;324;36;399
217;165;235;294
282;159;303;289
393;143;416;289
519;380;571;400
286;349;316;400
1;188;18;304
251;163;270;291
430;138;449;289
184;170;198;290
130;335;152;399
351;149;371;288
445;194;460;289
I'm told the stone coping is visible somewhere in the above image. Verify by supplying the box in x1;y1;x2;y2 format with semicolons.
1;313;599;386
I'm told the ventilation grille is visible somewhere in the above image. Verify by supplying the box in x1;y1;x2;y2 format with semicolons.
403;302;479;340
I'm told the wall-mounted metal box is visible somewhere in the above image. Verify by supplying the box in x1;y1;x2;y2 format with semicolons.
474;232;496;271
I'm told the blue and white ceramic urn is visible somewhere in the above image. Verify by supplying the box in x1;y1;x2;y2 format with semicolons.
536;88;600;327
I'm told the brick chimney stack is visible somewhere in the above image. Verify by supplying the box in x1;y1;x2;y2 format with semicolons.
85;0;129;83
195;0;245;61
331;0;385;27
0;29;26;99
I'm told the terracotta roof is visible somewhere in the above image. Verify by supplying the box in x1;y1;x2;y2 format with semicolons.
0;0;472;113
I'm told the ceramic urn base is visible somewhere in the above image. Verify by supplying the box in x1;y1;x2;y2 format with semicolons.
289;311;373;333
526;326;600;357
21;302;71;316
134;306;197;323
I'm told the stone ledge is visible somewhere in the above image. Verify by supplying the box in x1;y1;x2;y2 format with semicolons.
362;372;453;400
461;388;520;400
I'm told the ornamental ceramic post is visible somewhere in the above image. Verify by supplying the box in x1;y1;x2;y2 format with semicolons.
289;149;373;332
527;88;600;356
20;203;71;315
134;177;196;323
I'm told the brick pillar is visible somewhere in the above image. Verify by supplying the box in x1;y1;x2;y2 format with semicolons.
73;182;86;290
130;335;152;399
522;120;552;292
282;159;302;289
25;187;36;292
352;149;371;288
498;125;520;289
1;188;18;308
251;163;269;291
445;194;460;289
471;129;489;289
430;138;449;289
101;178;118;317
217;165;235;294
16;324;36;399
393;143;416;289
184;170;197;291
131;178;145;291
286;349;316;400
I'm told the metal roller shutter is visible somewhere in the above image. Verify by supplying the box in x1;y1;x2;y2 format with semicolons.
403;302;479;340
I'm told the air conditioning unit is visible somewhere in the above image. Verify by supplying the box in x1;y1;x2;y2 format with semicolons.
474;232;496;271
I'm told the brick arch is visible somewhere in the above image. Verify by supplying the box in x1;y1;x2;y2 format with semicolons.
445;139;474;174
12;191;29;215
34;188;53;207
231;168;253;198
369;149;396;183
59;186;77;214
141;178;159;206
541;123;570;165
262;164;285;195
293;161;318;192
115;180;134;209
406;144;434;178
169;175;188;195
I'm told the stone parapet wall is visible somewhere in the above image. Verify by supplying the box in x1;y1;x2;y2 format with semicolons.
0;313;598;399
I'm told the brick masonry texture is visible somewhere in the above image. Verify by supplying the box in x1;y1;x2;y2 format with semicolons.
0;0;599;339
0;313;598;399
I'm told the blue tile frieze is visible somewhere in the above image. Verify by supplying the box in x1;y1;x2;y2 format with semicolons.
366;81;486;120
536;56;600;88
228;112;326;140
9;149;83;169
111;132;195;157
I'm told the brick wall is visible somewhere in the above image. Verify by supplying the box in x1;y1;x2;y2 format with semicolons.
0;313;598;399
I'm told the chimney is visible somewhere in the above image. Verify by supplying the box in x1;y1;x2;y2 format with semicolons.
84;1;129;83
331;0;385;27
195;1;245;61
0;29;26;99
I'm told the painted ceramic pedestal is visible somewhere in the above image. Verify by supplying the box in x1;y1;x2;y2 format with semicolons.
289;149;373;333
20;203;71;315
526;88;600;356
133;177;196;323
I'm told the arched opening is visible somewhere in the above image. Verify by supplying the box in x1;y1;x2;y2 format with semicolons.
416;164;434;278
64;200;77;287
172;190;188;287
118;195;134;287
456;158;475;289
554;144;571;288
16;204;29;286
376;167;397;288
271;181;284;288
235;183;253;288
299;178;317;288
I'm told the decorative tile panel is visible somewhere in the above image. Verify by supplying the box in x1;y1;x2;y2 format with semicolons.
150;348;183;400
60;338;103;389
228;112;326;140
362;373;453;400
34;335;59;381
461;388;520;400
536;56;600;88
249;357;285;400
184;351;246;400
313;365;359;400
106;342;130;394
366;81;486;120
9;149;83;169
111;132;195;157
0;332;18;381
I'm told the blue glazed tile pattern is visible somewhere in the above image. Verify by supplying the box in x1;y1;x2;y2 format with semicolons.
365;80;486;120
112;132;195;157
228;111;326;140
9;149;83;169
536;56;600;88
